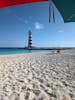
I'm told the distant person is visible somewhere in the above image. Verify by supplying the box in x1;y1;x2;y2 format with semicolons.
57;49;60;53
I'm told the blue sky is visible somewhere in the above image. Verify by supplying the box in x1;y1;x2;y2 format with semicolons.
0;1;75;47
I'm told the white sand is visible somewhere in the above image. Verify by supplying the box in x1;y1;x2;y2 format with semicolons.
0;50;75;100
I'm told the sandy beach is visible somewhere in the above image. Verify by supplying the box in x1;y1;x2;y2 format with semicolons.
0;50;75;100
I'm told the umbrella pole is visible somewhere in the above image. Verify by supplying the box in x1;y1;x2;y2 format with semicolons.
52;5;55;23
49;0;55;23
49;5;51;22
49;0;51;22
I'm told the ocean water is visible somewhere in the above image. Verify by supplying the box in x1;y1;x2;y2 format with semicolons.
0;49;51;55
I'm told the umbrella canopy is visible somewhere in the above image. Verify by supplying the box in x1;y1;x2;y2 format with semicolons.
0;0;47;8
0;0;75;22
52;0;75;22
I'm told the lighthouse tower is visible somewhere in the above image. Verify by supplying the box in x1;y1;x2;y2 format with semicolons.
28;30;32;49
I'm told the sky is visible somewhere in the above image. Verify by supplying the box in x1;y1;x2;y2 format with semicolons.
0;1;75;47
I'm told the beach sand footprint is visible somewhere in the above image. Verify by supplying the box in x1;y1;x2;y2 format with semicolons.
32;89;41;96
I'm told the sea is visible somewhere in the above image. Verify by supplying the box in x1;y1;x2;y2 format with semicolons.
0;48;51;55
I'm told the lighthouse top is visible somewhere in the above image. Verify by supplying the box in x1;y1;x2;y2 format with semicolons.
29;30;32;35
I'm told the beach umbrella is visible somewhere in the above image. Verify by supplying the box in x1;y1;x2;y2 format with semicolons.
0;0;75;22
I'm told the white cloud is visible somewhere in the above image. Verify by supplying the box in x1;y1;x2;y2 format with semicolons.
24;20;28;24
13;14;28;24
29;16;32;20
58;45;64;47
58;30;63;33
35;22;44;30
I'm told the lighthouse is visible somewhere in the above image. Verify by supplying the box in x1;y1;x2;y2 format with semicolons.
28;30;32;49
